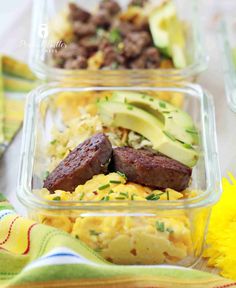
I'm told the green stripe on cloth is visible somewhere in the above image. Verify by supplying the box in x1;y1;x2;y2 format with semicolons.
0;193;235;288
0;55;5;146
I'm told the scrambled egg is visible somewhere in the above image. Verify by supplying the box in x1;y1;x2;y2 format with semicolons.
41;173;194;265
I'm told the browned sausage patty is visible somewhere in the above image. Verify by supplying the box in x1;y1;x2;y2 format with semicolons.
43;133;112;193
112;147;192;191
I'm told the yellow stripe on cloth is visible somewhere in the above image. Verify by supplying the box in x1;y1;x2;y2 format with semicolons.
0;213;36;254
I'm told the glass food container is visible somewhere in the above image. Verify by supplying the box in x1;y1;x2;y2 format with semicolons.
29;0;208;85
219;15;236;112
17;83;221;267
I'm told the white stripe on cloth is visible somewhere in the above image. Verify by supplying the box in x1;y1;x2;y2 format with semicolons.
22;247;99;272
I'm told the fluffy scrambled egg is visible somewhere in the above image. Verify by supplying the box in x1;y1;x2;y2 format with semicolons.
40;173;194;265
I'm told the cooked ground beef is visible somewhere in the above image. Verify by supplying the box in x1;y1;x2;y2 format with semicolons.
53;0;173;70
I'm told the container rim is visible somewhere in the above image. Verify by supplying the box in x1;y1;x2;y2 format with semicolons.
29;0;208;82
17;83;222;211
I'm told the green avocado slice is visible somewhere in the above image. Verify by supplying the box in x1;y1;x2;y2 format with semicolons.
98;100;198;167
111;91;199;145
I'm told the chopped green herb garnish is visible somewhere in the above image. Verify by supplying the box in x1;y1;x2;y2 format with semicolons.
110;180;122;184
162;111;170;114
105;96;109;101
109;28;121;44
94;247;102;252
183;143;194;149
79;192;85;200
167;227;174;233
108;190;114;194
110;62;119;69
75;235;80;239
50;139;57;145
159;101;166;108
115;196;126;200
156;221;165;232
101;195;110;201
146;193;160;201
141;94;146;99
163;131;176;141
127;105;133;110
53;196;61;201
186;128;198;135
149;97;154;102
89;230;101;236
96;97;100;103
166;190;170;200
117;171;127;180
98;183;110;190
131;193;136;200
168;116;173;119
120;192;128;198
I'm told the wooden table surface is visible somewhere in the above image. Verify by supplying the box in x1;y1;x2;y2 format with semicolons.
1;0;236;276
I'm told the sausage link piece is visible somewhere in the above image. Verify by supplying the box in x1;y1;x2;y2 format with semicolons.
112;147;192;192
44;133;112;193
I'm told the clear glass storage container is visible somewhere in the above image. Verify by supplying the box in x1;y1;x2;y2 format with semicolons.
219;15;236;112
29;0;207;85
17;83;221;267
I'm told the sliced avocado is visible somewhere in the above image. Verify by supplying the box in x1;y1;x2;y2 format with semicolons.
149;0;176;49
3;75;38;93
149;1;187;68
168;16;187;69
111;91;198;145
98;100;198;167
2;56;36;81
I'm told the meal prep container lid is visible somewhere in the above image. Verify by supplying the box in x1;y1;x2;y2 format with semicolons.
29;0;208;84
17;82;221;211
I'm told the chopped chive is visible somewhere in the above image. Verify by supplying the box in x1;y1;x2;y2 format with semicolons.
159;101;166;108
79;192;85;200
120;192;128;198
141;94;146;99
127;105;133;110
186;128;198;135
108;190;114;195
101;195;110;201
163;131;176;141
115;196;126;200
94;247;102;252
50;139;57;145
109;180;122;184
131;193;136;200
53;196;61;201
183;143;194;149
117;171;127;180
149;97;154;102
75;235;80;239
146;193;160;201
162;111;170;114
168;116;173;119
167;227;174;233
98;183;110;190
89;230;101;236
96;98;100;103
156;221;165;232
166;190;170;200
105;96;109;101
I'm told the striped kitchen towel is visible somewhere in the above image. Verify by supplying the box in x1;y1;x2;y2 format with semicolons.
0;193;235;288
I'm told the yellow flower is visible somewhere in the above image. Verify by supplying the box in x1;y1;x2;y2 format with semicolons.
204;173;236;280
